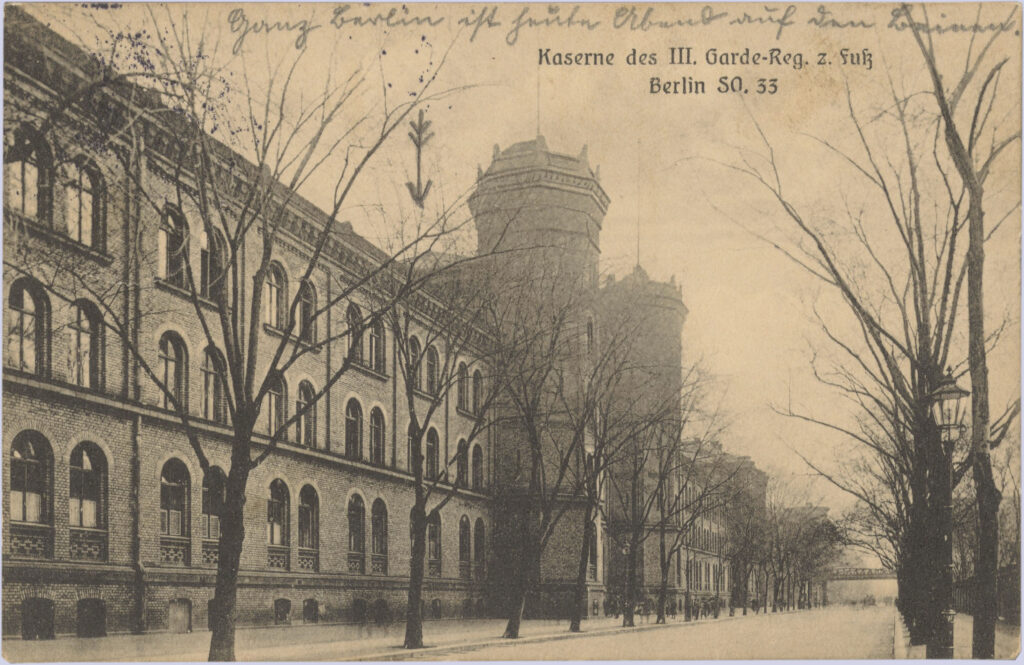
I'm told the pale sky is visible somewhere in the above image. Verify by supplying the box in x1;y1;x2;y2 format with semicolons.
26;2;1022;514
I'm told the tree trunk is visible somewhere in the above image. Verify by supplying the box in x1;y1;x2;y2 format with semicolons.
656;561;669;624
404;503;427;649
964;146;997;659
504;532;536;639
973;453;1000;658
503;554;530;639
569;507;594;633
208;452;251;662
655;524;668;624
622;539;638;627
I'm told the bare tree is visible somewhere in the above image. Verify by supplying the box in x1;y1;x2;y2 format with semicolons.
722;462;769;615
603;384;735;627
478;255;595;639
561;303;651;633
762;480;844;612
715;20;1019;641
3;7;479;660
903;4;1021;656
652;437;737;624
374;250;506;648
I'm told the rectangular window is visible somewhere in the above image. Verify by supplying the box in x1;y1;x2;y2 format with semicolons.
21;315;36;374
203;514;220;539
169;510;182;536
299;506;314;549
81;499;97;528
263;283;278;327
11;490;24;521
267;499;286;545
7;162;39;218
68;329;91;389
23;492;41;523
66;186;93;246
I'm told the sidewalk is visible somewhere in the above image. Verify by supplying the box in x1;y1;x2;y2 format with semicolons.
894;613;1020;659
3;612;743;662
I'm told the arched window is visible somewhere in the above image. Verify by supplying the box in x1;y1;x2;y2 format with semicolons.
6;278;49;375
459;515;471;563
371;499;388;575
10;431;52;525
425;429;439;481
201;467;226;540
159;207;188;289
369;408;386;466
368;321;385;373
263;372;285;437
471;445;484;490
457;363;469;411
348;495;365;574
4;126;51;221
346;304;363;365
425;346;439;395
456;439;469;487
426;512;441;576
407;337;421;390
296;381;316;447
199;230;226;300
160;459;189;537
474;518;485;566
345;399;363;460
201;347;228;424
472;370;483;414
263;263;286;328
68;301;102;389
298;485;319;550
298;281;315;343
69;442;105;529
267;479;289;546
158;332;187;410
63;160;103;248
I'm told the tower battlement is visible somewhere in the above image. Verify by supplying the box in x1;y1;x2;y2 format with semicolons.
469;136;608;272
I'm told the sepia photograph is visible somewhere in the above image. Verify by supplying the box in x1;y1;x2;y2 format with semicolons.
1;1;1020;660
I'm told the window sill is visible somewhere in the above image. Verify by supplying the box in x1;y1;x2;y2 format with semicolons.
351;361;388;382
154;278;220;311
413;387;439;401
456;406;479;419
10;520;51;529
7;211;112;266
264;324;321;355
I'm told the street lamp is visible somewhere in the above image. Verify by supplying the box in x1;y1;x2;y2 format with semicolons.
929;369;970;442
927;368;969;659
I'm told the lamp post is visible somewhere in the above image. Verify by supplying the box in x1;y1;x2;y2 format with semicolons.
927;368;969;659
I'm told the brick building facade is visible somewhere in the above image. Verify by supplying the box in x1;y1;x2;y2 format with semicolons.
3;8;490;639
2;8;750;640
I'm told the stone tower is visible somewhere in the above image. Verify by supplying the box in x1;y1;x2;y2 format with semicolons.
469;135;608;288
471;137;610;619
600;265;689;614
